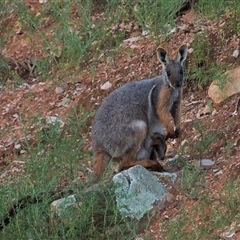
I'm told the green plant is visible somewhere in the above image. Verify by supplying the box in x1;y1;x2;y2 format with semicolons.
186;31;228;90
195;0;226;19
0;55;11;84
224;139;235;156
180;164;206;197
0;107;150;239
163;178;240;240
193;122;218;159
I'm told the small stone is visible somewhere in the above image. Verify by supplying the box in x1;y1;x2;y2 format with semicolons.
215;170;223;176
45;116;65;128
100;81;112;90
196;109;202;118
166;192;176;203
234;138;240;147
123;37;140;44
212;109;217;116
20;150;27;154
181;139;188;146
55;86;64;94
16;28;24;35
135;237;144;240
57;97;70;107
154;172;178;184
13;114;19;119
14;144;21;150
76;87;83;91
198;159;215;169
142;29;149;36
221;222;237;238
232;49;239;58
188;48;194;54
167;155;179;163
50;195;76;217
168;27;177;35
203;105;211;115
22;83;30;88
183;119;193;123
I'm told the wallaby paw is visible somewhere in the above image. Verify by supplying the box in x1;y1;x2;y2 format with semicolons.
153;162;165;172
166;131;175;140
174;128;180;138
148;161;165;172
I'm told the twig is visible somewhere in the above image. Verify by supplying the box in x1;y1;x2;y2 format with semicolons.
185;100;202;107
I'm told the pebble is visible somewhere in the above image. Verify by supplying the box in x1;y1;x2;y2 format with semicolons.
55;86;64;94
14;144;21;150
100;81;112;90
203;105;211;115
195;159;215;169
232;49;239;58
201;159;214;167
57;97;70;107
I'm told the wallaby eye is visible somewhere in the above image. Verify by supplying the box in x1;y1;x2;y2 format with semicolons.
167;70;171;77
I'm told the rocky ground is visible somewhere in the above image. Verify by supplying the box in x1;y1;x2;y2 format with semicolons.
0;1;240;239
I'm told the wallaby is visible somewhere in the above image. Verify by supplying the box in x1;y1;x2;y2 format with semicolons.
150;132;167;161
91;44;188;180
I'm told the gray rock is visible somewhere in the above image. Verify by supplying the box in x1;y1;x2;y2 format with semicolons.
195;159;215;169
57;97;70;107
232;49;239;58
55;86;64;94
49;166;181;230
50;195;76;217
45;116;65;128
14;143;21;154
113;165;167;220
14;143;21;150
100;81;112;90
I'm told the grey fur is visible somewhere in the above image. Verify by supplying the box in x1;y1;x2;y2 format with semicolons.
91;45;188;171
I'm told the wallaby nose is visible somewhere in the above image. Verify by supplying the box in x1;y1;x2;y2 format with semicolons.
160;156;165;160
175;82;181;88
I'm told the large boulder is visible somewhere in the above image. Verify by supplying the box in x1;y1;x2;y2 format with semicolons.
113;165;168;219
208;66;240;104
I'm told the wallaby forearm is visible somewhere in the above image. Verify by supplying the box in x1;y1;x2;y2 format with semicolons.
156;87;176;138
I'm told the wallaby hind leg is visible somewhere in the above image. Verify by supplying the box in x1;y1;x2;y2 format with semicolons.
119;157;165;172
133;159;165;171
118;142;164;172
117;121;147;172
118;130;165;172
117;150;139;172
93;148;109;181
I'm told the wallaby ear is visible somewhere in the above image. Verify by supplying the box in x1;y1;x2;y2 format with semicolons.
177;44;188;66
157;47;169;66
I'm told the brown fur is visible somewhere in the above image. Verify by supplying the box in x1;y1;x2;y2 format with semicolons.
156;87;182;139
93;124;165;180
